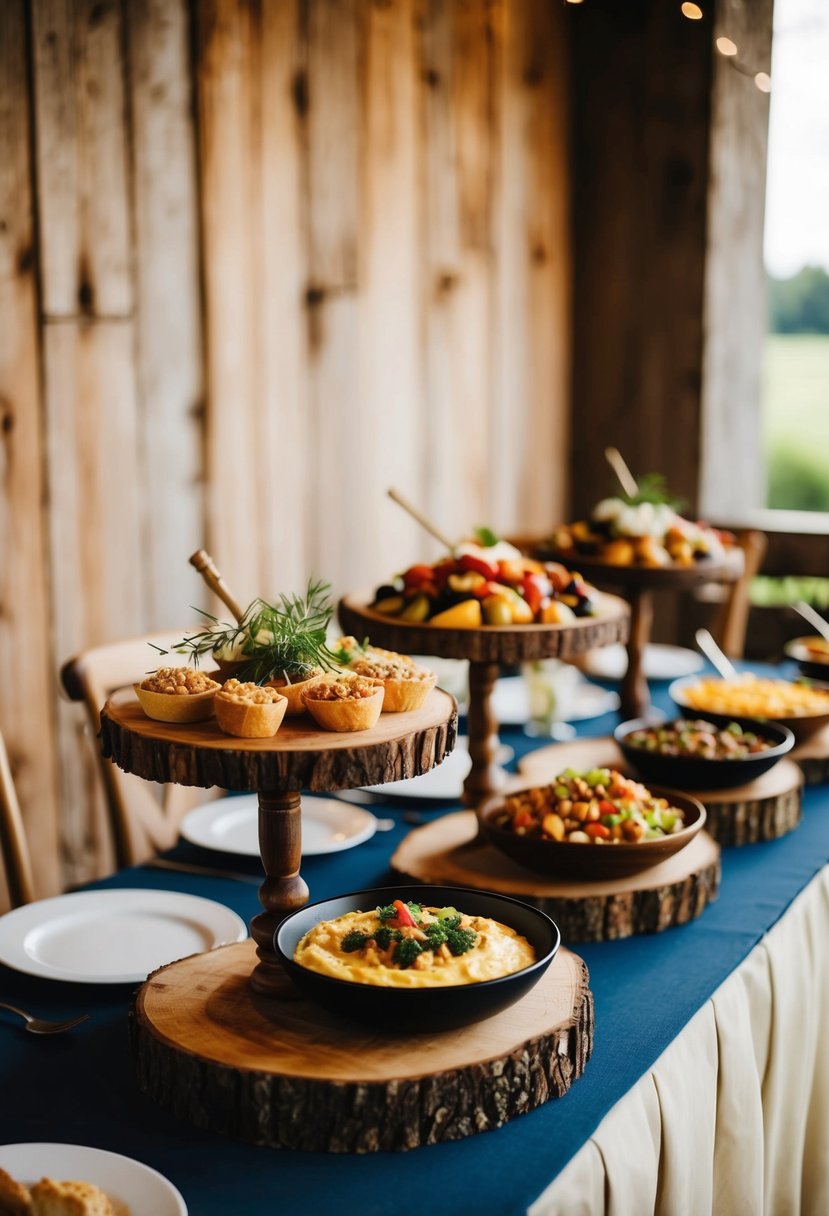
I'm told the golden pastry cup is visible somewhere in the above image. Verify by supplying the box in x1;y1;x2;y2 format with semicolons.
133;682;219;723
303;684;385;733
267;671;326;716
380;670;438;713
214;690;288;738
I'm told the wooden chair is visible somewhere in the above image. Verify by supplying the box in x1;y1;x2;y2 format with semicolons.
713;529;768;658
60;630;222;870
0;728;36;909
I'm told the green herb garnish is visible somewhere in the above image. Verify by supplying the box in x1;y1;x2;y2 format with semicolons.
474;525;500;548
619;473;686;512
158;579;339;684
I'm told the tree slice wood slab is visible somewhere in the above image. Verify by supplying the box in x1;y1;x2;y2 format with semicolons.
518;739;804;846
100;687;457;791
391;812;720;941
338;589;630;664
792;724;829;786
131;939;593;1153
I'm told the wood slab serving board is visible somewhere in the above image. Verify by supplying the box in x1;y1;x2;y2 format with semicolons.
101;687;457;791
518;738;804;846
391;812;720;941
131;940;593;1153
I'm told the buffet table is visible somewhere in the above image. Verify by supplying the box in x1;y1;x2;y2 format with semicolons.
1;666;827;1216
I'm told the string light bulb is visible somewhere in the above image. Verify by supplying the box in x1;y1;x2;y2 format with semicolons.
716;37;738;56
754;72;771;93
681;3;704;19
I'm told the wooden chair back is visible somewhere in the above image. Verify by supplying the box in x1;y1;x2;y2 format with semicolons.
0;728;36;908
60;630;220;870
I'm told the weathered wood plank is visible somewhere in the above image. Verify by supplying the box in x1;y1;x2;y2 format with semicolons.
127;0;206;624
196;0;262;606
43;320;144;880
417;0;495;546
31;0;133;318
356;0;423;580
303;0;363;587
491;0;570;533
568;0;713;519
699;0;773;518
0;0;61;904
257;0;311;598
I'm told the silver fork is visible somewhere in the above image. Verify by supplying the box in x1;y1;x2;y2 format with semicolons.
0;1001;89;1035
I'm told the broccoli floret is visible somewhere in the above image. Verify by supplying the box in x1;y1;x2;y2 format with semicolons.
424;922;449;950
376;903;396;922
437;912;461;931
394;938;424;969
373;926;401;951
340;930;370;953
446;927;477;956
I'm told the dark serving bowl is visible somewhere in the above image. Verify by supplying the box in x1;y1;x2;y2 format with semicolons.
480;788;706;881
668;673;829;743
784;636;829;681
614;717;795;791
274;884;560;1032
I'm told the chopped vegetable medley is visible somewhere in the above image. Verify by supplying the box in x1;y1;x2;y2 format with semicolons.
625;719;775;759
494;768;686;844
338;901;479;970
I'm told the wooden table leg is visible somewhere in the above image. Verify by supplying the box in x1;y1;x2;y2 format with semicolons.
620;588;652;719
249;789;309;996
463;661;508;807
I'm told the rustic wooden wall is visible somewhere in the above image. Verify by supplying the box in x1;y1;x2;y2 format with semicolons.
0;0;571;898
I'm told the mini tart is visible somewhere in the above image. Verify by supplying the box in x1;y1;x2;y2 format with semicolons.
302;674;385;733
267;667;326;716
215;680;288;738
133;668;220;723
347;655;437;713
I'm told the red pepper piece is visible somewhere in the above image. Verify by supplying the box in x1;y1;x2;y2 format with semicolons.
391;899;416;927
585;822;611;839
458;553;500;581
403;564;437;589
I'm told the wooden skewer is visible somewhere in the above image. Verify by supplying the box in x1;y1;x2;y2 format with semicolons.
604;447;639;498
387;488;455;551
189;550;245;622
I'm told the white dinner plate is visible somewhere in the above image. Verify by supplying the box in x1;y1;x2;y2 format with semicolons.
0;1143;186;1216
180;795;377;857
491;676;620;724
0;889;247;984
360;736;513;801
579;643;705;682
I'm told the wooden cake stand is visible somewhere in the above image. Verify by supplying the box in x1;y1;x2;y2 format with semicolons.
518;736;804;847
130;938;593;1152
792;723;829;786
338;590;629;805
528;550;744;719
100;688;457;994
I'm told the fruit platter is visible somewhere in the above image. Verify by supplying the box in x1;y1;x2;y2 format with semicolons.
339;532;629;803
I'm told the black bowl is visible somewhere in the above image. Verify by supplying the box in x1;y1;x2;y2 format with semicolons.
614;717;795;790
668;673;829;743
274;884;560;1032
784;636;829;681
480;789;706;880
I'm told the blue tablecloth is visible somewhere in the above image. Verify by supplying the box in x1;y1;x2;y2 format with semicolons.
2;666;827;1216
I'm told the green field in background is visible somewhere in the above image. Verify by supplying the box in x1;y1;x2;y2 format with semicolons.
762;334;829;511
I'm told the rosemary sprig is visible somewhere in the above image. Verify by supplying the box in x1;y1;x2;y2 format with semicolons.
157;579;340;684
620;473;686;512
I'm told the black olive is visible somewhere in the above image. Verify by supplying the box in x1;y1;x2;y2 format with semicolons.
373;583;401;602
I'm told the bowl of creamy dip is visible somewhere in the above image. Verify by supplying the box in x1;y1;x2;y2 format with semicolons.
274;885;560;1031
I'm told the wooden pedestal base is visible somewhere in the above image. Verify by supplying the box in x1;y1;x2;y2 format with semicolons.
131;940;593;1153
519;739;804;846
392;812;720;941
